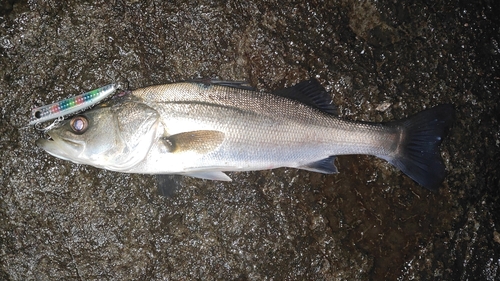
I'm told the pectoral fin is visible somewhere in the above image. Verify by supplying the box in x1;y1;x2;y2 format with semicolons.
161;130;225;154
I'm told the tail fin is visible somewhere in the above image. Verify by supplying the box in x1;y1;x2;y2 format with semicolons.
383;104;454;190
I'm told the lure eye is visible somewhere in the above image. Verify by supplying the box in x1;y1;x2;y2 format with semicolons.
70;116;89;134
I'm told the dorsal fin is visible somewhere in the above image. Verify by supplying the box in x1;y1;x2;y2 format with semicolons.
187;79;255;91
272;79;338;115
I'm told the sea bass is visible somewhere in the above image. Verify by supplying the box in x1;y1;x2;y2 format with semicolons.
36;79;454;190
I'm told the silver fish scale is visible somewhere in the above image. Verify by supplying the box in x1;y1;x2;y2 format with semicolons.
130;82;399;174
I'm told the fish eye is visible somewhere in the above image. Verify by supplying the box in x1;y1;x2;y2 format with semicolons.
70;116;89;134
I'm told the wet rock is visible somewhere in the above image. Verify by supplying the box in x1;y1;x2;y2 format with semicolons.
1;0;499;280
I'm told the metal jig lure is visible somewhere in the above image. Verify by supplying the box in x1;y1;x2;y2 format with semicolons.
29;84;117;126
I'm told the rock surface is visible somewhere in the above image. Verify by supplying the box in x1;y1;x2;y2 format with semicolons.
1;0;499;280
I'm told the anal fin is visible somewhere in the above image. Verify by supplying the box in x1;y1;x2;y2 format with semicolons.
298;156;338;174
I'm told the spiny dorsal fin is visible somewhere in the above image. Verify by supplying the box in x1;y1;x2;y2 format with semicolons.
273;79;338;115
161;130;225;154
188;79;255;91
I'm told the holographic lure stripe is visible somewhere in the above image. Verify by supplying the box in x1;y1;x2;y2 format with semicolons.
29;84;117;125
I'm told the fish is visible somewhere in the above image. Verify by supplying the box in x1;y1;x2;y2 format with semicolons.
36;79;454;190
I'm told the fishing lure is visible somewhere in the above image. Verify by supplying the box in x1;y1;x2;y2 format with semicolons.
29;84;117;126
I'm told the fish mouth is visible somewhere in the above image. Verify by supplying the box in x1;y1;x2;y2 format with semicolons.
36;133;84;161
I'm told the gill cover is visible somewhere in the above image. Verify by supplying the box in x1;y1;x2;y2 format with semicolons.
37;99;160;171
108;101;160;170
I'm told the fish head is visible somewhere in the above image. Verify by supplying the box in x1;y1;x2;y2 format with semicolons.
36;100;160;171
